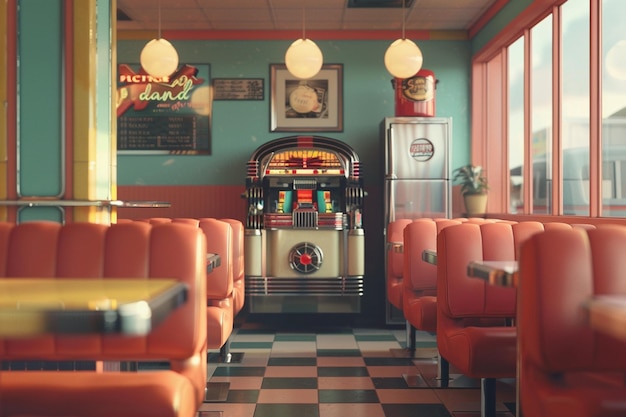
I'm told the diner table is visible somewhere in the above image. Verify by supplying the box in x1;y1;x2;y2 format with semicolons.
0;278;187;338
206;253;221;273
466;260;518;287
468;262;626;415
583;295;626;341
463;251;626;342
388;242;404;253
0;199;171;208
422;249;437;265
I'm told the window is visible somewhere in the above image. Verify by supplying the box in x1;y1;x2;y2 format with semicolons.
562;0;590;215
530;15;553;214
601;0;626;217
477;0;626;218
508;37;524;213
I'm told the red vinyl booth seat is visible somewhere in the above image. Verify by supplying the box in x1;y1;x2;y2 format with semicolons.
387;217;471;317
194;218;235;349
134;217;237;350
518;226;626;417
435;220;591;416
436;222;519;416
402;218;462;334
219;218;245;317
0;221;208;417
386;219;413;312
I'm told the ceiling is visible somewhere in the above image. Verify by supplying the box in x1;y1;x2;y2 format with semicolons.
116;0;498;33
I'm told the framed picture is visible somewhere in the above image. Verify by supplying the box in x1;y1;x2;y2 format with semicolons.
117;63;212;155
270;64;343;132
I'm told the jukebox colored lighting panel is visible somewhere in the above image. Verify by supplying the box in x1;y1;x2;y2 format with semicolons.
265;149;345;175
297;190;314;203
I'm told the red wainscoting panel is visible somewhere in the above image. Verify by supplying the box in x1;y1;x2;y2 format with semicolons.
117;185;247;223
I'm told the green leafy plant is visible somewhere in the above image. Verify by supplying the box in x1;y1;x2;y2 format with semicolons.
452;165;489;195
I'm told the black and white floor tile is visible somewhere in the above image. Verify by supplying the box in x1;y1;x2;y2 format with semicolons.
199;315;516;417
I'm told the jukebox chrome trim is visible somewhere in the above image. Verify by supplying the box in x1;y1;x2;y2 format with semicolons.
244;136;365;314
289;242;324;274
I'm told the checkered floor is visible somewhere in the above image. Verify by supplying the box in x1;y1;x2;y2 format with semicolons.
198;314;516;417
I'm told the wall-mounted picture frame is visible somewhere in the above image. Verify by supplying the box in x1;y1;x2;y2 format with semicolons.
270;64;343;132
213;78;264;100
116;63;212;155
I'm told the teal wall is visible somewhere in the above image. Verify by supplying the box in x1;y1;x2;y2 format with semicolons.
117;38;472;188
18;0;64;197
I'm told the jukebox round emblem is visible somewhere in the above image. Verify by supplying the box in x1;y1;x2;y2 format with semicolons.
409;138;435;162
289;242;323;274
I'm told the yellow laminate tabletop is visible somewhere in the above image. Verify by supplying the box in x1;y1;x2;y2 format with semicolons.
0;278;187;337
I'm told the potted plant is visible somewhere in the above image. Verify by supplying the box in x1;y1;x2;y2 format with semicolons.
452;165;489;216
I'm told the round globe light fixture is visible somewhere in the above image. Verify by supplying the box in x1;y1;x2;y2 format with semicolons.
285;38;324;80
384;38;423;79
140;38;179;78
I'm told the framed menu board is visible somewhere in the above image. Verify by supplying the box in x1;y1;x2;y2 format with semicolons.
213;78;264;100
116;63;211;154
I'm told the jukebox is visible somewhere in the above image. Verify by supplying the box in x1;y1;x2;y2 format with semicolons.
244;136;365;313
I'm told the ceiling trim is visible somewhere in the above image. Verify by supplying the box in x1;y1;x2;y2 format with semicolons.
117;29;468;42
469;0;510;38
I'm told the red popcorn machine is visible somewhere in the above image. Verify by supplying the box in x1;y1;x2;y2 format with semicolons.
244;136;365;313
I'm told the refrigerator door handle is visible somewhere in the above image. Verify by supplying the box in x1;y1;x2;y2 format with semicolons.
386;181;395;225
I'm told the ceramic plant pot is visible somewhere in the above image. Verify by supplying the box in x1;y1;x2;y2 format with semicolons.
464;193;488;216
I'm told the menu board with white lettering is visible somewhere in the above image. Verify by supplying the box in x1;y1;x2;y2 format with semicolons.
116;64;211;154
213;78;264;100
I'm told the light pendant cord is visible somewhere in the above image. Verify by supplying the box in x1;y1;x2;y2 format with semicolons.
401;0;406;40
302;1;306;40
158;0;162;39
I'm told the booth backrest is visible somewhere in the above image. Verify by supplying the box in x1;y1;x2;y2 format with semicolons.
437;220;584;321
386;219;413;310
520;226;626;373
128;217;236;349
0;221;208;401
196;218;234;301
404;218;462;292
133;217;234;302
386;217;484;309
438;222;518;320
401;218;463;333
219;218;245;316
518;226;626;416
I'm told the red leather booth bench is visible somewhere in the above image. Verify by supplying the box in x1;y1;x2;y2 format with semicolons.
519;226;626;416
125;217;246;362
0;221;208;417
394;218;596;417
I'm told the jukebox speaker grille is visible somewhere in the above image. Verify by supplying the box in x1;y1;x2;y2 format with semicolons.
293;210;318;228
289;242;323;274
293;179;317;190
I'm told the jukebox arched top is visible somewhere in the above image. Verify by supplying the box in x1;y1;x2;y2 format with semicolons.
246;135;361;180
245;136;364;230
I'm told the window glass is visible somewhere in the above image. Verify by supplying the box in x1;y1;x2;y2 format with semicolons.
602;0;626;217
508;37;525;213
531;15;553;214
562;0;590;215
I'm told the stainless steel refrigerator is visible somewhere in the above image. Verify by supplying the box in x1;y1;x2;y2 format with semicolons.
382;117;452;323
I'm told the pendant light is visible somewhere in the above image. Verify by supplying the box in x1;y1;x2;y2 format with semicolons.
384;0;423;79
140;0;179;78
285;1;323;80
